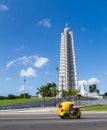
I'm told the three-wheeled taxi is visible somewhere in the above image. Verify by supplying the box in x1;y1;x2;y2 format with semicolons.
57;101;81;119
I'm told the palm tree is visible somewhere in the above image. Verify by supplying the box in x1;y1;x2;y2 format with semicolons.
68;88;73;97
36;85;48;107
51;86;59;97
46;82;57;97
51;86;59;106
61;90;68;98
36;82;58;97
36;85;47;97
89;84;96;93
72;89;78;96
36;83;58;107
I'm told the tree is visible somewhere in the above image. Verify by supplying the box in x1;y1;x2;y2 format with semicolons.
89;84;96;93
89;84;100;94
68;88;78;97
7;94;16;99
46;83;57;97
68;88;73;97
104;92;107;96
36;85;47;97
36;82;58;97
20;93;30;98
61;90;68;97
36;82;58;107
51;85;59;97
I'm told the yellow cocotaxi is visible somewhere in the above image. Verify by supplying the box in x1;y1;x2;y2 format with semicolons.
57;101;81;119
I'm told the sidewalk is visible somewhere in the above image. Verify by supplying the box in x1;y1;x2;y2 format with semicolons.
0;107;58;114
0;107;107;114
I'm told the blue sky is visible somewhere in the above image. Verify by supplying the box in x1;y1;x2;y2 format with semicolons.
0;0;107;96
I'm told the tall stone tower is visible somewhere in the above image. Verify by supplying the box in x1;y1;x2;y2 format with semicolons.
59;24;78;91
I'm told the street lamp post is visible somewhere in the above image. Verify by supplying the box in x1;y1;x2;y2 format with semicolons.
61;76;64;91
41;93;43;107
61;76;64;101
23;77;26;98
56;65;59;87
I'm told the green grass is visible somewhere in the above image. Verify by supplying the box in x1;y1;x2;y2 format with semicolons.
0;97;52;106
80;105;107;111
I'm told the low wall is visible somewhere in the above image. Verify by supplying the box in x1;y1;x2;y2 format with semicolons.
0;97;107;110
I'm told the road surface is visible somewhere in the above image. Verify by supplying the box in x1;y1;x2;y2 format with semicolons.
0;109;107;130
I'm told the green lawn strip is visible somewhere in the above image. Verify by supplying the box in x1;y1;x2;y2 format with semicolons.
80;105;107;111
0;97;52;106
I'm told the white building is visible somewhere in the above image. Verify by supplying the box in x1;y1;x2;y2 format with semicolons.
59;25;78;91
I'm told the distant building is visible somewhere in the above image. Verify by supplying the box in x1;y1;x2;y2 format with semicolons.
59;24;78;91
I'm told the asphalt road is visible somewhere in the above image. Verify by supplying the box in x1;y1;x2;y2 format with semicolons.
0;111;107;130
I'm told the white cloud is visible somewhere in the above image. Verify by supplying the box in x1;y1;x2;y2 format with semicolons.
7;60;15;68
6;56;34;68
18;56;31;65
20;67;36;77
34;57;49;68
0;4;9;11
6;55;49;68
19;85;25;92
38;18;52;28
78;77;100;87
87;77;99;85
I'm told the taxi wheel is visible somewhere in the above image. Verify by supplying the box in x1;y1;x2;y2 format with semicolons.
62;113;70;119
77;115;81;119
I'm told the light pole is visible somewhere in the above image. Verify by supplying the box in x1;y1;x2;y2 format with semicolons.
61;76;64;91
23;77;26;98
41;93;43;107
56;65;59;87
61;76;64;100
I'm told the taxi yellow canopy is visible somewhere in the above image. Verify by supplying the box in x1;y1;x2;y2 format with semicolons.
59;101;75;110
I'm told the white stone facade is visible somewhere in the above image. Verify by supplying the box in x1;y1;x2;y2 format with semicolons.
59;26;78;91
